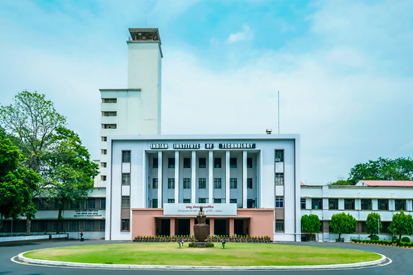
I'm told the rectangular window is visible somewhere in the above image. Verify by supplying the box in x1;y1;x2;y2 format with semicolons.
69;221;79;231
152;178;158;189
102;111;117;116
199;178;206;189
99;220;105;231
102;98;117;103
183;199;191;203
121;219;129;231
102;124;117;129
122;151;131;163
275;173;284;185
101;149;107;155
69;201;80;210
122;173;130;185
199;158;206;168
168;199;175;203
153;158;158;168
230;158;237;168
230;199;237;204
100;198;106;209
168;178;175;189
329;199;339;210
214;178;222;189
230;178;237;189
168;158;175;168
312;198;322;210
183;178;191;189
199;198;206;203
378;199;388;210
101;162;107;168
361;199;372;210
301;198;306;209
275;220;284;231
247;178;253;189
275;150;284;162
247;199;256;208
276;196;284;208
84;220;94;231
101;175;106;181
122;196;130;208
344;199;355;210
214;158;221;168
395;199;406;211
101;136;107;142
214;199;221;203
183;158;191;168
86;198;95;209
247;157;253;168
152;199;158;208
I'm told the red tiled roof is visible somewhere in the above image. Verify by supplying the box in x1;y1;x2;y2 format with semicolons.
300;181;305;186
358;180;413;187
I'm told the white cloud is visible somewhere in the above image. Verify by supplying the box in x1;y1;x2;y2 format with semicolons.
226;25;254;43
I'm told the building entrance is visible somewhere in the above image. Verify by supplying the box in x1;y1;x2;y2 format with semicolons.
214;218;229;235
234;218;250;236
175;218;190;235
155;218;170;236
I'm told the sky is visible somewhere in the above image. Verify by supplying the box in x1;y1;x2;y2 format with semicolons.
0;0;412;185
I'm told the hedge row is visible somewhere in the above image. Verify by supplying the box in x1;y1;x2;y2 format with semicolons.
133;235;272;243
352;239;413;247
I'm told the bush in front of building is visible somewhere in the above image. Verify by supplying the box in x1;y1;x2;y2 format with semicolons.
401;236;411;243
188;242;214;248
301;214;321;241
133;235;272;243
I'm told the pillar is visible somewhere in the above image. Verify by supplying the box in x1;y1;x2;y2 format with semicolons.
170;218;175;236
190;218;195;236
242;151;247;208
229;218;234;236
209;218;214;236
158;151;163;208
208;151;213;203
225;151;230;204
191;151;196;203
175;151;179;203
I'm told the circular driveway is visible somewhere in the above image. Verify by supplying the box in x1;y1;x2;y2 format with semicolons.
1;240;409;274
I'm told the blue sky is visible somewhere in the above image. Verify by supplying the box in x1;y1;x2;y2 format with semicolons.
0;0;412;184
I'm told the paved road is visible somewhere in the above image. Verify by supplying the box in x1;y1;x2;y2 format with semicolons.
0;240;411;275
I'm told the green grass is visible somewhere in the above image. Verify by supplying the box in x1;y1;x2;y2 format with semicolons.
23;243;381;266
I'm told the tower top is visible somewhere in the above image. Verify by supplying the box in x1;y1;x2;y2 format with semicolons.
127;28;162;57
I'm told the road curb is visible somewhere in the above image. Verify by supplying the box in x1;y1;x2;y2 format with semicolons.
15;251;388;270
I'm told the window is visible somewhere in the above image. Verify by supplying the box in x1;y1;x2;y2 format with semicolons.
99;220;105;231
101;136;107;142
102;98;117;103
152;178;158;189
275;173;284;185
275;220;284;231
102;111;117;116
122;151;131;163
230;199;237;204
100;198;106;209
183;178;191;189
153;158;158;168
69;221;79;231
378;199;388;210
247;158;253;168
214;199;221;203
230;158;237;168
247;199;256;208
102;124;117;129
183;158;191;168
122;173;130;185
230;178;237;189
276;196;284;208
199;198;206;203
121;219;129;231
101;175;106;181
199;158;206;168
344;199;355;210
214;178;222;189
395;199;406;211
183;199;191;203
152;199;158;208
101;162;107;168
301;198;306;209
122;196;130;208
168;199;175;203
168;178;175;189
168;158;175;168
199;178;206;189
86;199;95;209
84;221;94;231
329;199;338;210
312;198;322;210
361;199;372;210
214;158;221;168
247;178;253;189
275;150;284;162
69;201;80;210
101;149;107;155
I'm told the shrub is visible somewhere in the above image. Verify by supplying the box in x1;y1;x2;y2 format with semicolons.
401;237;410;243
371;235;379;241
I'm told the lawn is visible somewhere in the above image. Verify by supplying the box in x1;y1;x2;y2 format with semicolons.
23;243;381;266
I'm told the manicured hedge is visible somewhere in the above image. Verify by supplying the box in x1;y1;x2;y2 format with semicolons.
352;239;413;247
133;235;272;243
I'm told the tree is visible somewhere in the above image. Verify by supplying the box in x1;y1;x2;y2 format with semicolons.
43;127;99;233
0;130;40;229
0;91;67;234
329;213;357;241
366;212;382;238
388;210;413;240
301;214;321;240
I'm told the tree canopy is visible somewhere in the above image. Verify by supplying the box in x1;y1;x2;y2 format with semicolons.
388;210;413;240
301;214;321;237
366;212;382;236
329;212;357;241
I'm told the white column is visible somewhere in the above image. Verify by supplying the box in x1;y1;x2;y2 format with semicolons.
208;151;213;203
242;151;247;208
191;151;196;203
157;151;163;208
175;151;179;203
225;151;230;204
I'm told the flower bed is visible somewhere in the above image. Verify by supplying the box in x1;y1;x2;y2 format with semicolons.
133;235;272;243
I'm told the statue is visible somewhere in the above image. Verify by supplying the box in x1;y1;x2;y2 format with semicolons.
193;207;209;245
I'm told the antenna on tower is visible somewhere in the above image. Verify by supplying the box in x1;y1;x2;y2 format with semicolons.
278;91;280;134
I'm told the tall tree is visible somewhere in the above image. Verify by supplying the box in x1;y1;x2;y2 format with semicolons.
301;214;321;240
0;91;67;234
366;212;382;238
388;210;413;240
329;213;357;241
43;127;99;233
